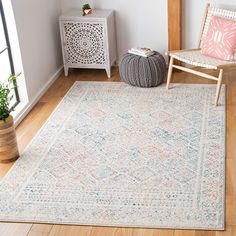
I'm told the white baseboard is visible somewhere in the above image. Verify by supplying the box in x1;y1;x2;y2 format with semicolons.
14;65;63;127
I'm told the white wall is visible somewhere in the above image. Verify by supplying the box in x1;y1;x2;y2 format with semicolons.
61;0;168;60
11;0;62;102
183;0;236;49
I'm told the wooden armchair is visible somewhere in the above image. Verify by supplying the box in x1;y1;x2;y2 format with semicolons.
166;4;236;106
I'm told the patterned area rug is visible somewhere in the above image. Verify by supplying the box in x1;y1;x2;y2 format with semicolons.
0;82;225;229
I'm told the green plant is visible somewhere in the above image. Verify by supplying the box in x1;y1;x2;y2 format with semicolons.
82;3;91;10
0;73;20;121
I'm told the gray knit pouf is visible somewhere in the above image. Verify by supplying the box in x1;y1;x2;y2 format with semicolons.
119;52;166;87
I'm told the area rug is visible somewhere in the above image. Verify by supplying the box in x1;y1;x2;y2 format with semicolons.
0;82;225;230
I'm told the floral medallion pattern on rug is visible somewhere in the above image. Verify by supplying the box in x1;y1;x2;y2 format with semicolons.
0;82;225;229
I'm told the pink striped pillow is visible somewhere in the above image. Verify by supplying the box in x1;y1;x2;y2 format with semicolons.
201;16;236;61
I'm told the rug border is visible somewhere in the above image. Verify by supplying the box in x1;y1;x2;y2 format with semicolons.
0;81;226;230
0;219;224;231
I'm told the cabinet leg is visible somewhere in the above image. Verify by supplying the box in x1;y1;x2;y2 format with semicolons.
64;66;69;77
105;67;111;78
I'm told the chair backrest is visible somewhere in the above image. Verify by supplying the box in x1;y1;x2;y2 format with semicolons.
198;4;236;48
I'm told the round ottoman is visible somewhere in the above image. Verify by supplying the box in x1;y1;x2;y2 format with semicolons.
119;51;166;87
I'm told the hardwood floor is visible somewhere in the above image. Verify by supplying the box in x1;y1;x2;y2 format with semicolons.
0;67;235;236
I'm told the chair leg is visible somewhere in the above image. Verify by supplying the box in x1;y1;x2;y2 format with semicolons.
166;56;174;89
215;69;223;106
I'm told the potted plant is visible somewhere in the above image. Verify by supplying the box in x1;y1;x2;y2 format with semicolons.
82;3;92;16
0;73;20;163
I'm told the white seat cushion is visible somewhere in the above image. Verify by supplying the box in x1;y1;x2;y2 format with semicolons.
172;50;236;69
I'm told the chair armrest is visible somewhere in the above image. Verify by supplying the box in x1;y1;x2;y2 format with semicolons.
166;48;200;56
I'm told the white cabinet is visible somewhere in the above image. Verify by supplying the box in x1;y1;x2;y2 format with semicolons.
59;9;117;78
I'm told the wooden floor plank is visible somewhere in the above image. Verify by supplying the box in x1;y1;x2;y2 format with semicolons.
0;223;32;236
112;227;133;236
27;224;53;236
195;230;216;236
216;226;236;235
174;229;195;236
132;228;174;236
226;159;236;196
226;196;236;227
48;225;93;236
